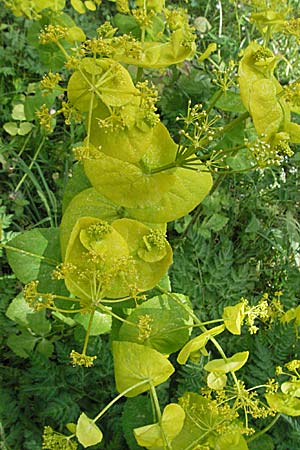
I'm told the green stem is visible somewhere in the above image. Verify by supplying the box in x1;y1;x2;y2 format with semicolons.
149;383;172;450
246;413;281;443
158;288;240;387
15;136;46;192
17;131;32;158
48;306;87;314
0;244;58;265
207;89;223;114
97;303;138;327
92;379;151;423
136;66;144;82
82;307;96;355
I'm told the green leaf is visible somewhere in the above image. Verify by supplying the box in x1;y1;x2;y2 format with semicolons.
177;325;225;365
6;293;33;326
226;148;254;171
204;351;249;373
215;91;247;113
122;396;153;450
119;294;192;354
24;89;57;121
7;329;38;358
3;122;18;136
18;122;34;135
12;104;26;121
61;162;92;213
27;310;51;336
266;393;300;416
113;13;140;38
74;311;112;335
113;341;175;397
76;413;103;447
223;302;245;335
205;213;229;232
6;228;67;295
36;338;54;357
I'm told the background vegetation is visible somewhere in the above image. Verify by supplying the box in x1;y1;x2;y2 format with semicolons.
0;0;300;449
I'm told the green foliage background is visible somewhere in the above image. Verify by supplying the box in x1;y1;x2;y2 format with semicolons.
0;0;300;449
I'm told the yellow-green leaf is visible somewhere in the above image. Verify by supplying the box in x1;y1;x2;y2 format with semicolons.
204;351;249;374
266;393;300;416
207;372;227;390
223;302;245;335
76;413;103;447
113;341;175;397
161;403;185;441
177;325;225;365
281;381;300;398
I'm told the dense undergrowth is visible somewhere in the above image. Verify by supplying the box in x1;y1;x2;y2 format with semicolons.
1;1;300;449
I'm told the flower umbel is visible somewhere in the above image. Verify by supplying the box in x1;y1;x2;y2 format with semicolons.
70;350;97;367
42;426;77;450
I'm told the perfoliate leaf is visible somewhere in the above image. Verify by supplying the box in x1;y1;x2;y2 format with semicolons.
134;423;162;448
84;122;177;208
223;302;245;335
161;404;185;442
112;28;196;69
76;413;103;447
207;372;227;390
88;104;154;163
215;431;249;450
128;167;213;223
133;403;185;449
85;1;97;11
64;217;172;299
266;393;300;416
119;294;191;354
177;325;225;365
172;392;245;449
113;341;175;397
66;26;86;42
281;381;300;398
67;58;137;112
204;351;249;374
71;0;86;13
249;78;284;140
74;310;112;335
